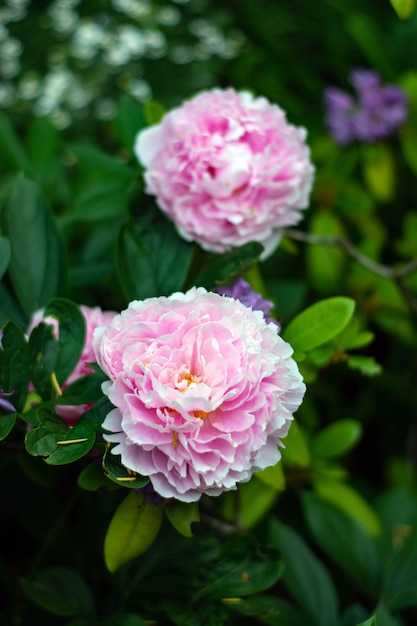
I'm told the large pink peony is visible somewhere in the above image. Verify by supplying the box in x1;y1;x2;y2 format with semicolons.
93;287;305;502
135;88;314;257
28;305;117;425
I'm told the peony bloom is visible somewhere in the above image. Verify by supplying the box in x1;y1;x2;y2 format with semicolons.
28;305;117;425
93;287;305;502
324;69;408;146
135;88;314;258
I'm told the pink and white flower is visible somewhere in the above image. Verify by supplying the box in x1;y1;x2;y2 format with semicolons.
135;88;314;258
28;305;117;425
93;287;305;502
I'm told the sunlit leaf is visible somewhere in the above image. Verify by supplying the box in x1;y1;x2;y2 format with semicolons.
104;491;163;572
310;420;363;459
165;501;200;538
282;297;355;354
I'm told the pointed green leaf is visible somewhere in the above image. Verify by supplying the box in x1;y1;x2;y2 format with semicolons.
314;479;381;537
28;322;59;399
191;536;284;602
118;205;194;300
21;566;95;618
0;320;30;412
311;420;363;459
0;113;32;172
256;460;285;490
267;519;339;626
0;413;16;440
104;491;163;572
302;492;380;596
390;0;417;19
1;176;66;317
281;421;310;468
43;298;86;385
0;236;11;281
347;355;382;377
306;212;346;293
356;618;376;626
196;242;264;290
165;501;200;537
239;476;280;529
282;297;355;354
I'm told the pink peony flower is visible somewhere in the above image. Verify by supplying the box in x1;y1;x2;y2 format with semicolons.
28;305;117;425
135;88;314;258
93;287;305;502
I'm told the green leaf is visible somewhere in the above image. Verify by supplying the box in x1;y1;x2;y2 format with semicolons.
103;614;147;626
281;421;310;468
144;99;166;125
44;298;86;385
0;236;11;280
306;212;346;293
0;113;32;172
0;320;30;412
239;476;280;529
45;421;96;465
361;143;395;203
314;479;381;537
27;116;60;184
28;322;59;399
381;529;417;610
310;420;363;459
56;373;105;405
25;408;95;464
78;462;114;491
196;242;264;290
255;460;285;490
355;618;376;626
21;566;95;618
0;413;16;440
115;95;147;152
347;356;382;377
227;595;311;626
0;282;27;328
104;491;163;572
1;175;66;317
117;205;194;300
191;536;284;602
282;297;355;354
390;0;417;19
103;445;150;489
267;519;340;626
302;492;380;596
165;501;200;537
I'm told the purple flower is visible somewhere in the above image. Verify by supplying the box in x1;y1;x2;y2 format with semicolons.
216;278;279;327
324;69;408;146
0;390;15;413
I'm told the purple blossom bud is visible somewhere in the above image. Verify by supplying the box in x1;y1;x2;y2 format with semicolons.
324;68;408;146
0;390;15;413
216;278;279;328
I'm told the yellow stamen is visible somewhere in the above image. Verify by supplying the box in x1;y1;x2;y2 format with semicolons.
116;476;138;482
194;410;210;420
173;431;178;448
56;438;89;445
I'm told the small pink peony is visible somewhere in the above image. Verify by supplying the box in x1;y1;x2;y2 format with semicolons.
135;88;314;258
93;287;305;502
28;305;117;425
